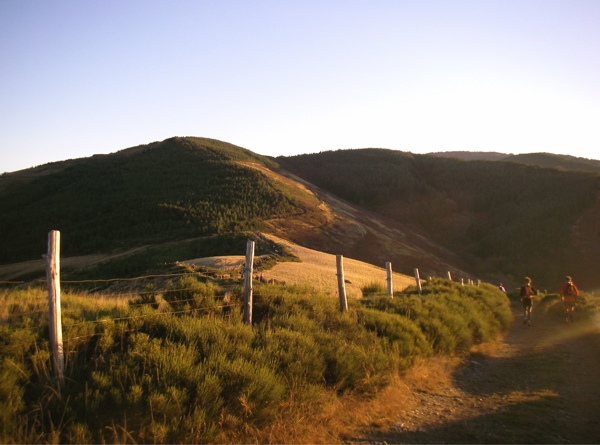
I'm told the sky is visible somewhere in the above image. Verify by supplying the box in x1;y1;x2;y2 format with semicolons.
1;0;600;173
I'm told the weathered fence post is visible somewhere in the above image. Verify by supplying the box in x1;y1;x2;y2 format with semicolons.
44;230;64;387
414;267;422;295
336;255;348;312
385;262;393;298
243;240;255;325
447;271;452;281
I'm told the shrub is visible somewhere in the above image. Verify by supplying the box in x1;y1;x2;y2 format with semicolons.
361;281;387;296
356;307;432;369
0;279;512;443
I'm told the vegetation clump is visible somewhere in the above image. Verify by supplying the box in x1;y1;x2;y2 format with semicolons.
0;278;551;443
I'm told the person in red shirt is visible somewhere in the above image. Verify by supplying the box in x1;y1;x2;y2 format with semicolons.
560;275;580;323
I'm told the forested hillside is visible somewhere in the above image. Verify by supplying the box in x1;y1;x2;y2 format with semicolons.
0;137;307;264
506;152;600;173
2;138;599;290
277;149;600;289
429;151;600;173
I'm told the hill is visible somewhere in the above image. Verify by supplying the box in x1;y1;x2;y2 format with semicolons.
506;152;600;173
0;137;305;263
2;137;599;291
277;149;600;290
0;137;468;287
427;151;509;161
428;150;600;173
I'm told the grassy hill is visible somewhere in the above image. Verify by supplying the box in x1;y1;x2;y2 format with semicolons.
277;149;600;290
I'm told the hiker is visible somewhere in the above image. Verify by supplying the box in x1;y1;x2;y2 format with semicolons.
560;276;580;323
520;277;537;326
498;283;506;293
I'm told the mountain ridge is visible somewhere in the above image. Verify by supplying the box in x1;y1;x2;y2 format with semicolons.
427;150;600;172
1;138;598;291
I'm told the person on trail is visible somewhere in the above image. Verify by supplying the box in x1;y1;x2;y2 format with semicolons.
520;277;537;326
560;276;580;323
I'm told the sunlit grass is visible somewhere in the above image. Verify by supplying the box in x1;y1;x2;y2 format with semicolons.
1;278;517;443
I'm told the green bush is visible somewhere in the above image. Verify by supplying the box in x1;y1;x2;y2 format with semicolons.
0;279;511;443
361;281;387;296
356;307;432;367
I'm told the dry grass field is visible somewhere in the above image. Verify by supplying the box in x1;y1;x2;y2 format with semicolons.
184;234;417;299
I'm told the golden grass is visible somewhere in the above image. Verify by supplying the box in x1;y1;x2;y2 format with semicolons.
185;234;416;299
237;356;463;444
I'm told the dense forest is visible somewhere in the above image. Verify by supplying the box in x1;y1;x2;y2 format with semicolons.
429;151;600;173
0;137;303;263
277;149;600;288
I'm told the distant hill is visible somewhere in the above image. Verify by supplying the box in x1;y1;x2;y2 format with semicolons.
278;149;600;290
1;138;599;291
428;151;600;173
427;151;509;162
505;153;600;173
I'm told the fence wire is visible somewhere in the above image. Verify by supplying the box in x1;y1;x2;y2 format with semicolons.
2;271;246;345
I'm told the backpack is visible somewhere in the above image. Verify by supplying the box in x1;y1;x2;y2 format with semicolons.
521;284;536;299
564;283;575;297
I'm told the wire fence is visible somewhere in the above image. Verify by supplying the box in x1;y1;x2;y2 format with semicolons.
1;270;246;349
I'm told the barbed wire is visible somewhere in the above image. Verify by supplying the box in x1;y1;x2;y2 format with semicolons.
2;268;249;353
3;302;243;350
1;269;245;288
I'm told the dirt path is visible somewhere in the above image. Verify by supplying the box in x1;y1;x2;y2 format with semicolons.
350;302;600;444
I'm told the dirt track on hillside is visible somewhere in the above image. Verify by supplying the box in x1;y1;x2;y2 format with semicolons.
348;301;600;444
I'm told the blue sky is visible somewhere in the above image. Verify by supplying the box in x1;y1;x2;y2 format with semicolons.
2;0;599;173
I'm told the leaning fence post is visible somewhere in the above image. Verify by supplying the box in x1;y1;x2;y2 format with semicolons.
414;268;422;295
243;240;255;325
336;255;348;312
385;262;394;298
44;230;64;387
447;271;452;281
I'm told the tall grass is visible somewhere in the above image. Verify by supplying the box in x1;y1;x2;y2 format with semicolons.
0;278;515;443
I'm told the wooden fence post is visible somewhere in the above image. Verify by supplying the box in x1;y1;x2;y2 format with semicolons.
414;268;422;295
44;230;64;387
336;255;348;313
385;262;393;298
447;271;452;281
243;240;255;325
